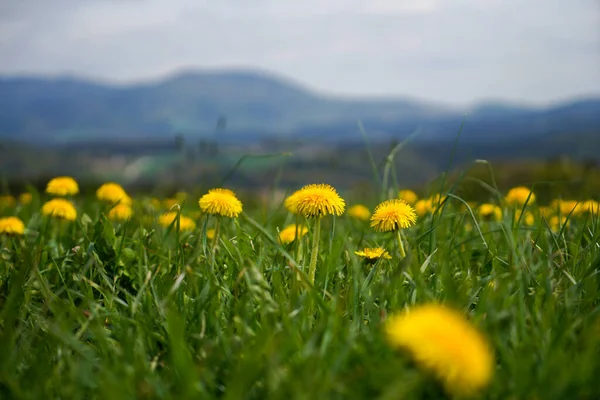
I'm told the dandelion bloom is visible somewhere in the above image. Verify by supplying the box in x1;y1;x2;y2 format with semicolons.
478;204;502;221
278;224;308;245
0;216;25;235
398;189;418;205
549;215;569;232
19;193;33;205
96;183;129;204
284;190;301;214
505;186;535;206
554;199;579;216
581;200;599;215
199;188;243;218
206;228;216;240
385;304;494;397
108;204;133;222
354;247;391;262
46;176;79;196
370;199;417;232
159;212;196;231
514;210;535;226
425;194;447;213
0;195;16;209
42;198;77;221
347;204;371;221
291;184;345;218
414;199;429;217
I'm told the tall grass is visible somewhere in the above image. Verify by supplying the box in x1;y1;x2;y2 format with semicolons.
0;150;599;399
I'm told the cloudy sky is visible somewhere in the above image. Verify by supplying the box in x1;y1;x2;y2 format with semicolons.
1;0;599;104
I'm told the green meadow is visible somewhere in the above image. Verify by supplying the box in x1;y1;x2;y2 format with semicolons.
1;158;599;400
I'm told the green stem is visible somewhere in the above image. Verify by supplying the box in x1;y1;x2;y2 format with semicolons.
308;217;321;285
211;216;221;253
396;230;406;259
294;214;301;262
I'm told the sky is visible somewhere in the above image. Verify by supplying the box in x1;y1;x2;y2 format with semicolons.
0;0;599;105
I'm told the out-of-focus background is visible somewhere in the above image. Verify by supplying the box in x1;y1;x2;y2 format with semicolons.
1;0;599;198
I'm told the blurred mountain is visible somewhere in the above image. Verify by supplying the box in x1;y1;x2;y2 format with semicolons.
0;70;599;143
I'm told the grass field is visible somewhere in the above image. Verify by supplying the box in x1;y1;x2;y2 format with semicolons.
1;165;599;399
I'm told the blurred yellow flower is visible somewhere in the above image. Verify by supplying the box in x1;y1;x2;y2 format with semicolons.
0;216;25;235
370;199;417;232
398;189;418;205
175;192;188;202
19;193;33;205
425;194;447;213
0;195;16;209
206;228;215;240
581;200;599;215
108;204;133;222
549;215;569;232
515;209;535;226
414;199;429;217
96;182;129;205
46;176;79;196
42;198;77;221
385;304;494;397
347;204;371;221
278;224;308;245
290;184;345;218
505;186;535;206
554;199;579;216
478;204;502;221
163;198;179;210
354;247;391;262
199;188;243;218
158;212;196;231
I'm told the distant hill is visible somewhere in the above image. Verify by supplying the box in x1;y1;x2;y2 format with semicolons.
0;70;599;143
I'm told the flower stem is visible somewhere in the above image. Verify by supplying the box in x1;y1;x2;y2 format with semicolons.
212;216;221;253
308;217;321;285
396;230;406;259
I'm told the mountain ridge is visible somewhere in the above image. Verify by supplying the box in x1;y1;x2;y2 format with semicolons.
0;70;599;143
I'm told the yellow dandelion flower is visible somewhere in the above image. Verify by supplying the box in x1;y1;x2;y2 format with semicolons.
414;199;429;217
370;199;417;232
46;176;79;196
206;228;216;240
555;199;579;216
278;224;308;245
385;304;494;397
199;188;243;218
19;193;33;205
515;210;535;226
581;200;599;215
108;204;133;222
284;190;301;214
478;204;502;221
425;194;447;213
354;247;391;262
0;195;16;209
398;189;418;205
0;216;25;235
505;186;535;206
158;212;196;231
549;215;569;232
42;198;77;221
96;182;129;204
347;204;371;221
291;184;345;218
